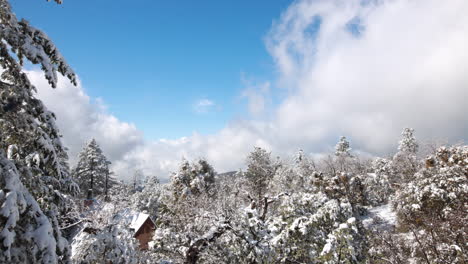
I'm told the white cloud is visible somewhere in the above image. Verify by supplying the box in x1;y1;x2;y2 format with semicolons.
31;0;468;182
241;76;271;116
267;0;468;154
194;98;215;113
28;70;144;176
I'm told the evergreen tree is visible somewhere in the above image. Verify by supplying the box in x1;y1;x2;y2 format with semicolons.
72;139;115;198
333;136;353;173
132;169;144;191
0;0;77;262
244;147;275;203
171;158;216;199
393;127;420;183
398;127;419;154
335;136;352;158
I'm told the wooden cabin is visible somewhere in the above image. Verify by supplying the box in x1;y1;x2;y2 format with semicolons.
130;213;155;250
83;199;94;207
83;189;94;207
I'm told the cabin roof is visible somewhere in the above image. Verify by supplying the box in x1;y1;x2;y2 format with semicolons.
130;213;154;232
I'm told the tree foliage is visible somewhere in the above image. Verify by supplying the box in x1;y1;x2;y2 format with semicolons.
72;139;115;198
0;0;78;262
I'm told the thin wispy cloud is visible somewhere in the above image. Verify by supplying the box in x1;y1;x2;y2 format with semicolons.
194;98;215;113
241;75;271;117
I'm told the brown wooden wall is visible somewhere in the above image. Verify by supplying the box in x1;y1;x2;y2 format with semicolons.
135;218;155;250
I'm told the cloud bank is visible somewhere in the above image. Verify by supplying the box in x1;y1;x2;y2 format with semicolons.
32;0;468;181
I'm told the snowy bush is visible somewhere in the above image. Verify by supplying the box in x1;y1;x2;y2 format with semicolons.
131;176;163;220
390;145;467;263
71;224;142;264
363;157;393;206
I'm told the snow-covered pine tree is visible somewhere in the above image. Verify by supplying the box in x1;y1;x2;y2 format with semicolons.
171;158;216;199
393;128;420;183
335;136;352;158
151;159;221;262
0;0;78;262
244;147;275;203
292;149;317;190
72;139;114;198
398;128;418;154
272;149;317;193
191;158;216;196
0;152;66;263
132;169;143;191
333;136;353;173
170;159;192;198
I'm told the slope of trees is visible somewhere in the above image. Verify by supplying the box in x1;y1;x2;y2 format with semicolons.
141;129;466;264
64;131;467;264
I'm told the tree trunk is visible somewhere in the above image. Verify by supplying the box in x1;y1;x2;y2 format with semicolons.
104;169;109;201
89;160;94;198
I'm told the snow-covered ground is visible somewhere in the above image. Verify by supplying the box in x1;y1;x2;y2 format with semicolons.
362;203;397;230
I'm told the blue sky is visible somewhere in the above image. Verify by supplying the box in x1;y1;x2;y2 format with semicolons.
12;0;292;139
19;0;468;179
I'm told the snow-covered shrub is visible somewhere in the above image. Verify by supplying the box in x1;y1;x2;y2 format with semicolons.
70;201;146;264
367;229;411;263
131;176;163;220
266;191;365;263
363;158;393;206
71;224;141;264
271;150;318;193
151;199;225;263
152;178;223;263
319;217;361;264
395;146;467;225
391;145;467;263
